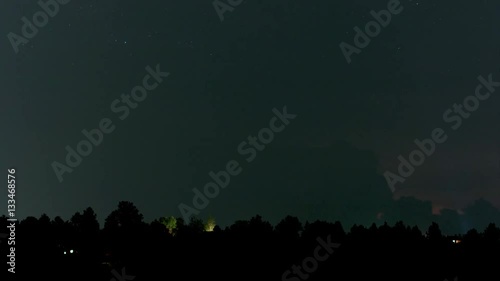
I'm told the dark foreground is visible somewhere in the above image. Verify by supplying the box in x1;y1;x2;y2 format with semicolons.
1;213;500;281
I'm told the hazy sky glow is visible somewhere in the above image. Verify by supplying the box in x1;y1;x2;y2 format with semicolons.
2;0;500;229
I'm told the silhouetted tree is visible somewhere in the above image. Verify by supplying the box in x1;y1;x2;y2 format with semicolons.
427;222;443;241
275;215;302;240
104;201;144;231
188;216;204;234
249;215;273;236
463;228;480;242
71;207;99;234
483;223;500;242
213;225;222;233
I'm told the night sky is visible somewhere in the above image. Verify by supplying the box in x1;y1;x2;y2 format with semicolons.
2;0;500;228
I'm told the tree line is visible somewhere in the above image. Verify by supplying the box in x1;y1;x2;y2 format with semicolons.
1;201;500;281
